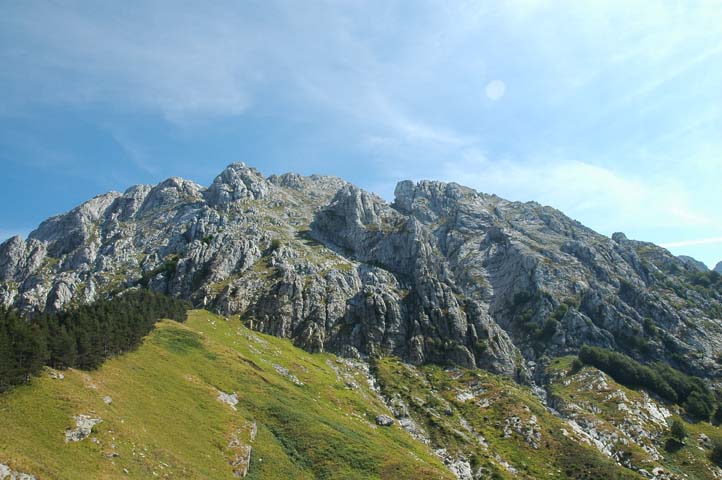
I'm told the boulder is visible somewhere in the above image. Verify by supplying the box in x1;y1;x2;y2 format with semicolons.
375;415;394;427
65;415;102;442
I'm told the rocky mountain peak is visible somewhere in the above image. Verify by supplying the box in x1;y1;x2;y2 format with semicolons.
28;191;122;258
328;184;393;227
611;231;628;243
715;261;722;274
138;177;204;214
1;163;721;380
204;162;270;206
267;172;348;197
393;179;481;223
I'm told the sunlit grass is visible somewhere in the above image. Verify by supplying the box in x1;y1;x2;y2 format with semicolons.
0;310;451;479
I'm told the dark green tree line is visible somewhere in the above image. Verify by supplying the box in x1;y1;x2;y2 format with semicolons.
579;345;718;421
0;289;190;392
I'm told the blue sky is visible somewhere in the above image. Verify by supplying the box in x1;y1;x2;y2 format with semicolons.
1;0;721;268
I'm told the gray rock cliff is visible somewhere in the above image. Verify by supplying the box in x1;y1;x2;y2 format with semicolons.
677;255;708;272
2;162;721;379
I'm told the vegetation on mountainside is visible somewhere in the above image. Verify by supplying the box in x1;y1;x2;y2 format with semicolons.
710;441;722;467
688;270;722;291
578;345;718;420
548;356;722;479
373;356;642;480
0;310;451;479
0;290;190;392
4;306;722;479
669;418;687;442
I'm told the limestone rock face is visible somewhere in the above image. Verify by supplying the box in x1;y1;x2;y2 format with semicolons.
677;255;708;272
2;163;722;379
0;236;46;283
311;185;519;375
205;163;269;206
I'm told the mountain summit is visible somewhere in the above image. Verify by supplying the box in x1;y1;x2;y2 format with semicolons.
1;163;721;380
3;162;722;480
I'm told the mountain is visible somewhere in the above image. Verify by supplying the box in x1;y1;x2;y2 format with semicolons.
716;261;722;274
0;310;717;480
2;163;721;378
677;255;709;272
0;164;722;379
3;162;722;479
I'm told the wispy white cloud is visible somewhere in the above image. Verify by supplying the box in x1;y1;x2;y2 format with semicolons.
660;237;722;248
104;126;159;175
1;0;721;265
0;2;255;122
440;152;716;234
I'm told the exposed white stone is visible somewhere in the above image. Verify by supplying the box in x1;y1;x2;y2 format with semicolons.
273;364;304;386
435;449;474;480
375;415;394;427
65;415;102;442
503;414;541;449
0;463;36;480
227;421;257;478
217;391;239;410
455;390;474;402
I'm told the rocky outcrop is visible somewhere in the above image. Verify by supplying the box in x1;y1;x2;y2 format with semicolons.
677;255;708;272
502;412;541;449
0;463;36;480
310;185;520;375
205;163;269;206
227;421;257;478
1;163;721;379
548;365;677;476
218;390;239;410
65;415;102;442
715;261;722;274
375;415;395;426
273;364;304;386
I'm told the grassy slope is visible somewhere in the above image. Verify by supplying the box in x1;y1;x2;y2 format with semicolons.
0;310;452;480
4;310;720;480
